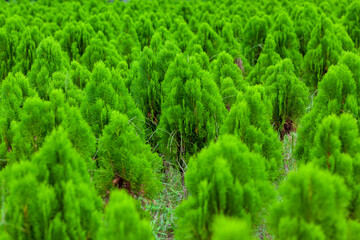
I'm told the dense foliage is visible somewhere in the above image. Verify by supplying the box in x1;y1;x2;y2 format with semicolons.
0;0;359;239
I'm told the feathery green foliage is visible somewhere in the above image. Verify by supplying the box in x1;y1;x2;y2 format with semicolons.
97;190;153;240
176;135;274;240
309;114;360;220
269;164;351;240
94;111;162;198
212;216;254;240
242;16;269;66
343;1;360;48
303;15;342;89
263;59;309;136
221;86;282;179
81;61;144;137
296;53;360;163
247;34;281;85
159;53;226;164
0;128;101;240
210;52;247;108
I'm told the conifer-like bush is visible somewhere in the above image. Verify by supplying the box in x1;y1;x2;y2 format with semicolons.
247;34;281;85
242;16;269;66
303;15;343;89
210;52;247;109
130;42;180;130
221;86;282;179
10;90;96;162
94;111;162;198
271;12;302;73
28;37;70;99
159;53;226;164
212;216;253;240
263;59;309;137
176;135;274;240
343;1;360;48
296;55;359;162
81;34;121;71
187;23;222;59
81;61;144;137
309;114;360;219
292;3;319;56
0;73;36;165
269;164;351;240
0;128;101;239
97;190;153;240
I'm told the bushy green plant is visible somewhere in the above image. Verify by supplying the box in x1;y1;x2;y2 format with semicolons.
221;86;282;179
247;34;281;85
94;111;162;198
13;26;42;75
303;14;342;89
159;53;226;164
55;21;94;62
130;41;180;131
210;52;247;108
212;216;253;240
97;190;154;240
263;59;309;137
242;16;269;66
269;164;351;240
28;37;70;99
271;12;302;73
176;135;274;240
9;90;96;162
309;114;360;219
343;1;360;48
292;3;319;55
296;54;360;162
187;23;222;58
81;34;121;71
0;128;101;239
0;73;36;165
81;61;144;137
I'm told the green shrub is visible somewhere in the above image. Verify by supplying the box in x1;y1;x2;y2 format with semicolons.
10;90;96;162
97;190;154;240
309;114;360;219
210;51;247;108
263;59;309;137
221;86;282;179
81;61;144;137
242;16;269;66
343;1;360;48
247;34;281;85
81;34;121;71
176;135;274;240
0;128;101;240
271;12;302;73
292;3;319;55
269;164;351;240
159;53;226;164
212;216;253;240
55;21;94;62
130;42;180;132
303;14;342;89
0;73;36;166
187;23;222;59
296;55;359;162
14;26;42;75
94;111;162;198
28;37;70;99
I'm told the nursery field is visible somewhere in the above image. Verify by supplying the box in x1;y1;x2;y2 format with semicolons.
0;0;360;239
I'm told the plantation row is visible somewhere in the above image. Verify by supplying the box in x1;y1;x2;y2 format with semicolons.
0;0;360;239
